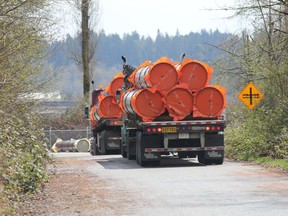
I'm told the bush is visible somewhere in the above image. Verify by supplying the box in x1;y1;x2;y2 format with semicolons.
0;106;50;214
225;103;288;160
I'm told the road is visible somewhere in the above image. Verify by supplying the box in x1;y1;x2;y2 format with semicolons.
18;153;288;216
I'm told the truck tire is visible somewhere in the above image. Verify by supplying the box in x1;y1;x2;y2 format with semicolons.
127;129;136;160
198;152;224;165
121;144;127;158
90;138;98;156
197;152;211;165
122;151;127;158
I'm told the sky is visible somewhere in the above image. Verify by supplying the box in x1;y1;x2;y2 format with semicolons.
54;0;247;40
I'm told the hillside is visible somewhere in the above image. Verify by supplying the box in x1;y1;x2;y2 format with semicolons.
46;30;231;99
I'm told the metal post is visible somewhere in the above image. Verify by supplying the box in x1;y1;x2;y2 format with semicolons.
49;127;52;150
86;126;89;138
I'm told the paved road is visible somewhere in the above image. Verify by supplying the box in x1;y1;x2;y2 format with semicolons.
54;153;288;216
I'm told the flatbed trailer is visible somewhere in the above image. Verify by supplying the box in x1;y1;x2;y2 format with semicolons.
90;118;123;155
122;116;225;166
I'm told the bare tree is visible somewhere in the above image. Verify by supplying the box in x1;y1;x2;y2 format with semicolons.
216;0;288;91
82;0;90;99
63;0;100;101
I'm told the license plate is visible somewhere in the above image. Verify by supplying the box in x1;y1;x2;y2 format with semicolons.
162;127;177;133
179;133;189;139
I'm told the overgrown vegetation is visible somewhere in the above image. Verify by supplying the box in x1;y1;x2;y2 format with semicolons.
225;103;288;160
219;0;288;168
0;0;54;214
42;100;89;130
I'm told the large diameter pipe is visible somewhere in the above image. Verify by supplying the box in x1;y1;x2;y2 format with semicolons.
51;138;91;153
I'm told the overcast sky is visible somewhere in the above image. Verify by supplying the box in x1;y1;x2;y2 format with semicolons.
53;0;246;40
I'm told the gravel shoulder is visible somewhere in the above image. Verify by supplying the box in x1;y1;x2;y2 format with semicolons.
17;153;129;216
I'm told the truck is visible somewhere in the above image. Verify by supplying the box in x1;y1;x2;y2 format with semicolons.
89;85;123;156
121;114;225;166
118;56;226;166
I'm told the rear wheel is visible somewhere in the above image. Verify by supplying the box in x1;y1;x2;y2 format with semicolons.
121;142;127;158
197;152;211;165
90;138;100;156
198;152;224;165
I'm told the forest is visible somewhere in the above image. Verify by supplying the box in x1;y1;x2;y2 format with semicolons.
47;29;230;99
1;0;288;214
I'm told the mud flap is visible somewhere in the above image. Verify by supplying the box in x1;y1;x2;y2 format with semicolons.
127;129;137;160
136;132;161;166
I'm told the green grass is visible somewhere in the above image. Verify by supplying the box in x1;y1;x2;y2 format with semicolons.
247;157;288;170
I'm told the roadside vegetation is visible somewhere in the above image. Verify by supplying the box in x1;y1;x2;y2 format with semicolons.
1;0;288;215
0;0;54;214
219;0;288;169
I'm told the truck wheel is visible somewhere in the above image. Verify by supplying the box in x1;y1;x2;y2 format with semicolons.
90;139;98;156
121;144;127;158
122;151;127;158
198;152;224;165
197;152;211;165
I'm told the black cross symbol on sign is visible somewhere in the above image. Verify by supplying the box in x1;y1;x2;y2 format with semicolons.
241;88;260;105
238;82;264;110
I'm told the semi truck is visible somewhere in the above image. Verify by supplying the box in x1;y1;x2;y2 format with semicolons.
89;76;124;155
118;56;226;166
90;116;122;155
121;113;225;166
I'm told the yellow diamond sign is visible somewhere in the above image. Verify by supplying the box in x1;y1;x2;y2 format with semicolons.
238;82;264;110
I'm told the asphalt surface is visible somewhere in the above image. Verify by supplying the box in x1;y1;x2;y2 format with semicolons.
52;153;288;216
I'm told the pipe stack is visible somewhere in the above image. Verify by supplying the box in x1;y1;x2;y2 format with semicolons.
90;73;124;126
119;56;226;121
90;56;226;123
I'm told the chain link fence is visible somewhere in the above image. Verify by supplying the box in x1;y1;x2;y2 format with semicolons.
43;127;92;150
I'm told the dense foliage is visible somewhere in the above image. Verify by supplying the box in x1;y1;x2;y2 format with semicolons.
0;0;52;213
220;0;288;161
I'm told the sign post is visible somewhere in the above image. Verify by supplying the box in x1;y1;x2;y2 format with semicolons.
238;82;264;110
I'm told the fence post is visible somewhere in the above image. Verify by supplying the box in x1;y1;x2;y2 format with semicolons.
49;127;52;150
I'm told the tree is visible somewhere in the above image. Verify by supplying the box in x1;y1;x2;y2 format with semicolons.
218;0;288;160
63;0;100;101
82;0;90;99
0;0;53;212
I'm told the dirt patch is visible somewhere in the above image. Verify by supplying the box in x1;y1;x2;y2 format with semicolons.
16;155;128;216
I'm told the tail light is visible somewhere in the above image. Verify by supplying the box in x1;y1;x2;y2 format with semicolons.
205;126;222;131
146;127;162;133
